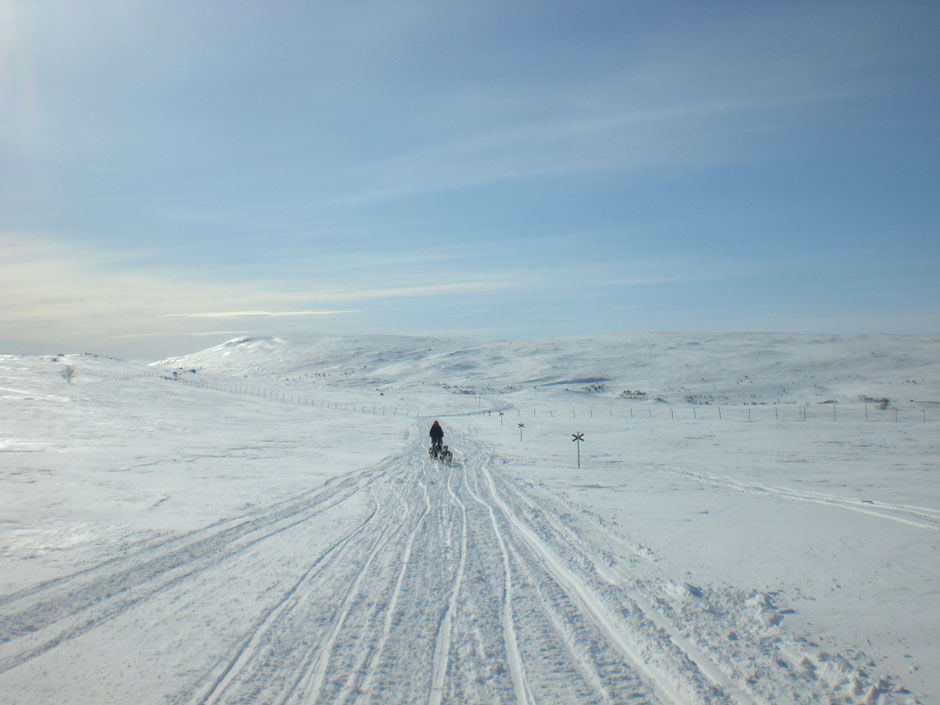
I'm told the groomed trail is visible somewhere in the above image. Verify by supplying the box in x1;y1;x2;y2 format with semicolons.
0;422;908;705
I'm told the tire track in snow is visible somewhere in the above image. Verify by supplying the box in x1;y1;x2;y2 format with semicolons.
484;446;904;705
428;462;468;705
668;468;940;531
195;503;383;705
284;493;399;705
460;464;533;705
0;469;372;611
0;488;374;676
466;456;648;704
187;444;439;705
0;460;394;677
328;478;420;705
185;457;430;705
479;459;695;705
357;477;431;698
486;459;766;705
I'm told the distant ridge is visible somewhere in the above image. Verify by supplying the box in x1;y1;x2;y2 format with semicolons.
152;333;940;407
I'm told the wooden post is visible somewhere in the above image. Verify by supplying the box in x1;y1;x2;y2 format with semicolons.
572;432;584;468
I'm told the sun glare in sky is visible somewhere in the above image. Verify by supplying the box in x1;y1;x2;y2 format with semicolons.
2;1;938;358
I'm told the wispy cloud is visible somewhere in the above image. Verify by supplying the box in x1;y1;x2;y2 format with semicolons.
294;280;518;303
162;310;357;319
112;330;253;339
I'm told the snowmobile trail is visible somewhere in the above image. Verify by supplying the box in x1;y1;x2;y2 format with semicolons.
0;464;387;677
428;469;468;705
667;468;940;531
460;464;533;705
0;421;916;705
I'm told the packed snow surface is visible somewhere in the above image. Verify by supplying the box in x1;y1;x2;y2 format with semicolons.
1;333;938;704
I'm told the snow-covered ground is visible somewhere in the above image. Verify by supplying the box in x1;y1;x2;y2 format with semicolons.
1;333;937;704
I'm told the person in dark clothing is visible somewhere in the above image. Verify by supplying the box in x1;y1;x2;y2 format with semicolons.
429;420;444;452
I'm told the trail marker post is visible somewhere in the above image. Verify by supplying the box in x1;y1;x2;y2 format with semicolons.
572;432;584;468
499;411;504;426
518;422;525;442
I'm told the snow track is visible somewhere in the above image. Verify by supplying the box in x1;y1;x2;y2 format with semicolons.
0;422;917;704
668;468;940;531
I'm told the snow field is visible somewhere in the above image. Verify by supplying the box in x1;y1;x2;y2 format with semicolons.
1;337;938;704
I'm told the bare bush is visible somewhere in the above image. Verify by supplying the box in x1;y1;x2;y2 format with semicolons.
859;395;890;410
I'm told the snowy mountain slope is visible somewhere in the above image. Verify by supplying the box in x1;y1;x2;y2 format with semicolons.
1;334;938;704
154;333;940;407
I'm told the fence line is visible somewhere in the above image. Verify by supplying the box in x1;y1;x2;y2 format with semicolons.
485;402;930;424
95;368;936;426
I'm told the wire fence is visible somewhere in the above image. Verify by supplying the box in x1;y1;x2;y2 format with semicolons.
93;367;938;427
487;402;933;424
101;369;420;417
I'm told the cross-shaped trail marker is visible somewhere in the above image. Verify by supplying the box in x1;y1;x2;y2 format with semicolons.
572;432;585;468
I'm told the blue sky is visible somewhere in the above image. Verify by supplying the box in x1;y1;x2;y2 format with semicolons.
2;1;939;358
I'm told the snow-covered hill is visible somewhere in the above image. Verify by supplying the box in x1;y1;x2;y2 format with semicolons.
2;332;938;704
155;332;940;406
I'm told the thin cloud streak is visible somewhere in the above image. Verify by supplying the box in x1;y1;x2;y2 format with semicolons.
162;310;358;319
294;280;520;303
112;330;254;339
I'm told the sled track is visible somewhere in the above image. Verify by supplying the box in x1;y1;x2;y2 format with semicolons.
0;461;390;676
1;425;912;705
668;468;940;531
